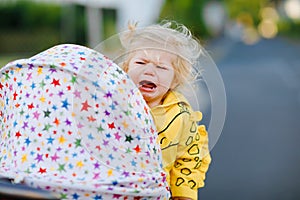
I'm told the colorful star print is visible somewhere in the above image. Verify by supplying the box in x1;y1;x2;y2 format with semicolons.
0;44;170;199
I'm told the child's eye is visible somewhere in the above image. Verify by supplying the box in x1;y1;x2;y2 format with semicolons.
157;65;168;70
135;61;145;65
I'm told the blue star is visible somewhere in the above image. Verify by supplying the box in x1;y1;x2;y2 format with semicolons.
72;193;80;200
24;137;31;146
109;103;116;110
137;112;142;119
131;160;137;166
93;195;102;200
136;135;141;140
92;81;99;87
78;51;85;55
109;79;115;85
88;133;94;140
91;94;98;100
16;63;23;68
112;180;118;185
47;137;54;144
61;99;70;110
108;154;114;160
52;105;58;110
30;82;36;89
17;81;23;87
68;164;74;169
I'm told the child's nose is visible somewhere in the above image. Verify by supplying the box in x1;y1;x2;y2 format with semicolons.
143;63;156;76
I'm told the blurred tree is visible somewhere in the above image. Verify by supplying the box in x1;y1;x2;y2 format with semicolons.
224;0;268;26
160;0;300;41
160;0;210;39
0;0;61;30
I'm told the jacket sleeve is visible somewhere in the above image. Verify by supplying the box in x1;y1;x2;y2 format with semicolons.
169;111;212;199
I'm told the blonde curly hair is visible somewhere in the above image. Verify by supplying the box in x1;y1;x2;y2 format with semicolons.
119;20;204;91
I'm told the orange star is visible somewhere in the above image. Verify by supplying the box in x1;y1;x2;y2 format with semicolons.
133;145;141;153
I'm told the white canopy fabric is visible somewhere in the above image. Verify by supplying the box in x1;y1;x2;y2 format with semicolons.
0;44;170;199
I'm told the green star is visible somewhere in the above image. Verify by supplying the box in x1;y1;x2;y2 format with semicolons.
124;110;131;116
39;80;46;89
97;125;104;132
43;109;51;117
153;147;157;154
70;75;77;84
19;109;24;115
125;147;132;153
111;73;118;78
4;73;10;80
125;135;133;143
58;164;66;172
60;193;68;199
116;68;123;74
43;123;52;131
74;139;82;148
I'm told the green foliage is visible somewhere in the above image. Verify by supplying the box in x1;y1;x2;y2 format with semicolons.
0;0;61;30
159;0;210;39
277;19;300;39
0;1;87;53
224;0;268;24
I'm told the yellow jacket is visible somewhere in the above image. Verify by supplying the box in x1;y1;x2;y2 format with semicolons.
151;91;211;199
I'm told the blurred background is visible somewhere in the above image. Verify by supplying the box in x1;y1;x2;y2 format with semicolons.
0;0;300;199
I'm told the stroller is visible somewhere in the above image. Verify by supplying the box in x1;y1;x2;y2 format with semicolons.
0;44;170;199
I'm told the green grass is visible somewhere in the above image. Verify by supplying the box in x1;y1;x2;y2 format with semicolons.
0;55;27;68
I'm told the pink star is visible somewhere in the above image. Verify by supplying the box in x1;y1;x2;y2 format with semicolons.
33;111;40;120
114;132;121;141
51;153;60;162
73;89;81;98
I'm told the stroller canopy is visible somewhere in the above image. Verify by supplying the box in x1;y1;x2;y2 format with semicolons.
0;44;170;200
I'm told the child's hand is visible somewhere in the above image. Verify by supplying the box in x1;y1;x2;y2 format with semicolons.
172;197;193;200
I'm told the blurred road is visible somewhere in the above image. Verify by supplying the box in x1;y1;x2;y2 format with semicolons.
200;36;300;200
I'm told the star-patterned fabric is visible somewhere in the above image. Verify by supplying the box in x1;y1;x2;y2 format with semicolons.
0;44;170;199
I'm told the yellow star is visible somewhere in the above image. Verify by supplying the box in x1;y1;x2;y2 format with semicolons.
21;154;27;163
58;136;66;144
39;95;46;103
107;169;113;176
118;88;124;93
122;120;129;129
76;161;84;168
140;162;146;169
37;67;43;75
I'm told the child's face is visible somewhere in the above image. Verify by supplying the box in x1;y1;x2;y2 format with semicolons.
127;49;177;108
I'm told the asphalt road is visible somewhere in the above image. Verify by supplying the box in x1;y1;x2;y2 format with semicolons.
200;36;300;200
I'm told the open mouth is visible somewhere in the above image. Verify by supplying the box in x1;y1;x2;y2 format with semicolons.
139;80;157;90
